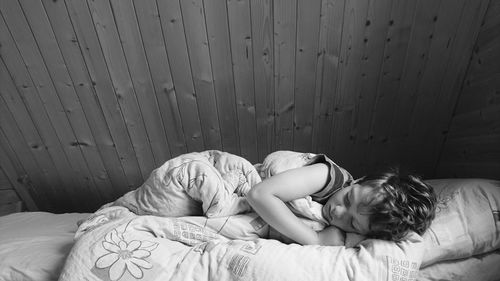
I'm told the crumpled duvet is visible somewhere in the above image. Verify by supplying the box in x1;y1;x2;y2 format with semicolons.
109;150;261;218
59;150;425;281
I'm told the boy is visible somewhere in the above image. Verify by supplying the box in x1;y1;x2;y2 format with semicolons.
247;154;437;246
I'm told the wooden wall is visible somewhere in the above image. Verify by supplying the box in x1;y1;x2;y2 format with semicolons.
0;168;24;215
436;0;500;179
0;0;493;212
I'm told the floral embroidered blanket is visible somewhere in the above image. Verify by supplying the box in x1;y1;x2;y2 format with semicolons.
59;205;424;281
59;150;426;281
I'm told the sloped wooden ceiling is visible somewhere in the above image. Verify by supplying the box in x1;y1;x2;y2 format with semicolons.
0;0;492;212
436;0;500;180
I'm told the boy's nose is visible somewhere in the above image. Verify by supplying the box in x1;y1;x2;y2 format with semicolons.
333;205;347;220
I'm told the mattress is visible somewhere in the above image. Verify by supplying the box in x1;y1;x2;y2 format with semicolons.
0;212;90;281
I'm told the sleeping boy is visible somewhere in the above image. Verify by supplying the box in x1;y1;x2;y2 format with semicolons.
247;151;437;246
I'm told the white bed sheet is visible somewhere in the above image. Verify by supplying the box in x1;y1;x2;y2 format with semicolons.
0;212;90;281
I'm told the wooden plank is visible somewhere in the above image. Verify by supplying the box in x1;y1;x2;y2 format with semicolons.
391;0;465;174
19;0;113;207
348;0;393;173
41;0;130;199
203;0;240;155
313;0;347;154
408;0;466;142
455;0;500;115
466;40;500;81
0;100;51;210
446;104;500;138
366;0;417;170
0;189;20;205
273;0;297;150
0;6;83;210
293;0;322;152
456;74;500;114
156;0;204;151
0;202;24;216
389;0;442;140
64;0;143;191
436;161;500;180
132;0;187;158
329;0;370;172
439;133;500;163
0;141;38;211
0;166;11;190
475;0;500;49
429;0;491;175
85;0;155;180
180;0;222;150
227;0;258;163
250;0;275;161
109;0;172;166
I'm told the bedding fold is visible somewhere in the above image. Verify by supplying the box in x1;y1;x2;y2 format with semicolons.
60;150;425;281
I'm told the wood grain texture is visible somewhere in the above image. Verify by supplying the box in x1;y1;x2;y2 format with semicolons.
227;0;259;163
0;0;496;211
436;0;499;180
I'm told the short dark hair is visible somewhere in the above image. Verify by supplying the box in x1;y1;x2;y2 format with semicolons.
357;168;437;241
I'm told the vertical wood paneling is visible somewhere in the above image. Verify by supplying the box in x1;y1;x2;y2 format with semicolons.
133;0;187;158
18;0;115;205
330;0;370;171
86;0;155;179
0;3;85;210
0;143;37;212
251;0;274;160
408;0;466;147
293;0;322;152
427;0;491;166
65;0;143;191
436;0;496;179
110;0;172;166
390;0;441;140
156;0;204;152
0;168;25;214
366;0;417;170
181;0;222;150
274;0;297;150
0;60;54;210
204;0;240;155
349;0;393;172
313;0;346;154
0;105;46;210
0;0;495;211
386;0;441;172
227;0;259;163
0;165;25;215
41;0;129;199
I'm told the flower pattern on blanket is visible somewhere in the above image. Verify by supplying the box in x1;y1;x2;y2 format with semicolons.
95;228;158;281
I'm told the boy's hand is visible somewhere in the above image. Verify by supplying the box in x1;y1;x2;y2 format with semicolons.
318;225;346;246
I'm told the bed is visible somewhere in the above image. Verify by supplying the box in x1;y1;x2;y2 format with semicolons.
1;151;499;281
1;206;499;281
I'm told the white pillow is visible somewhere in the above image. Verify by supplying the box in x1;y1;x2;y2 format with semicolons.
421;179;500;267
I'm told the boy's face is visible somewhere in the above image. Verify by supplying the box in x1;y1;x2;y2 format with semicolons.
322;183;374;235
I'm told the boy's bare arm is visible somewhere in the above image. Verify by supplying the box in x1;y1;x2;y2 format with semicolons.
247;164;342;246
